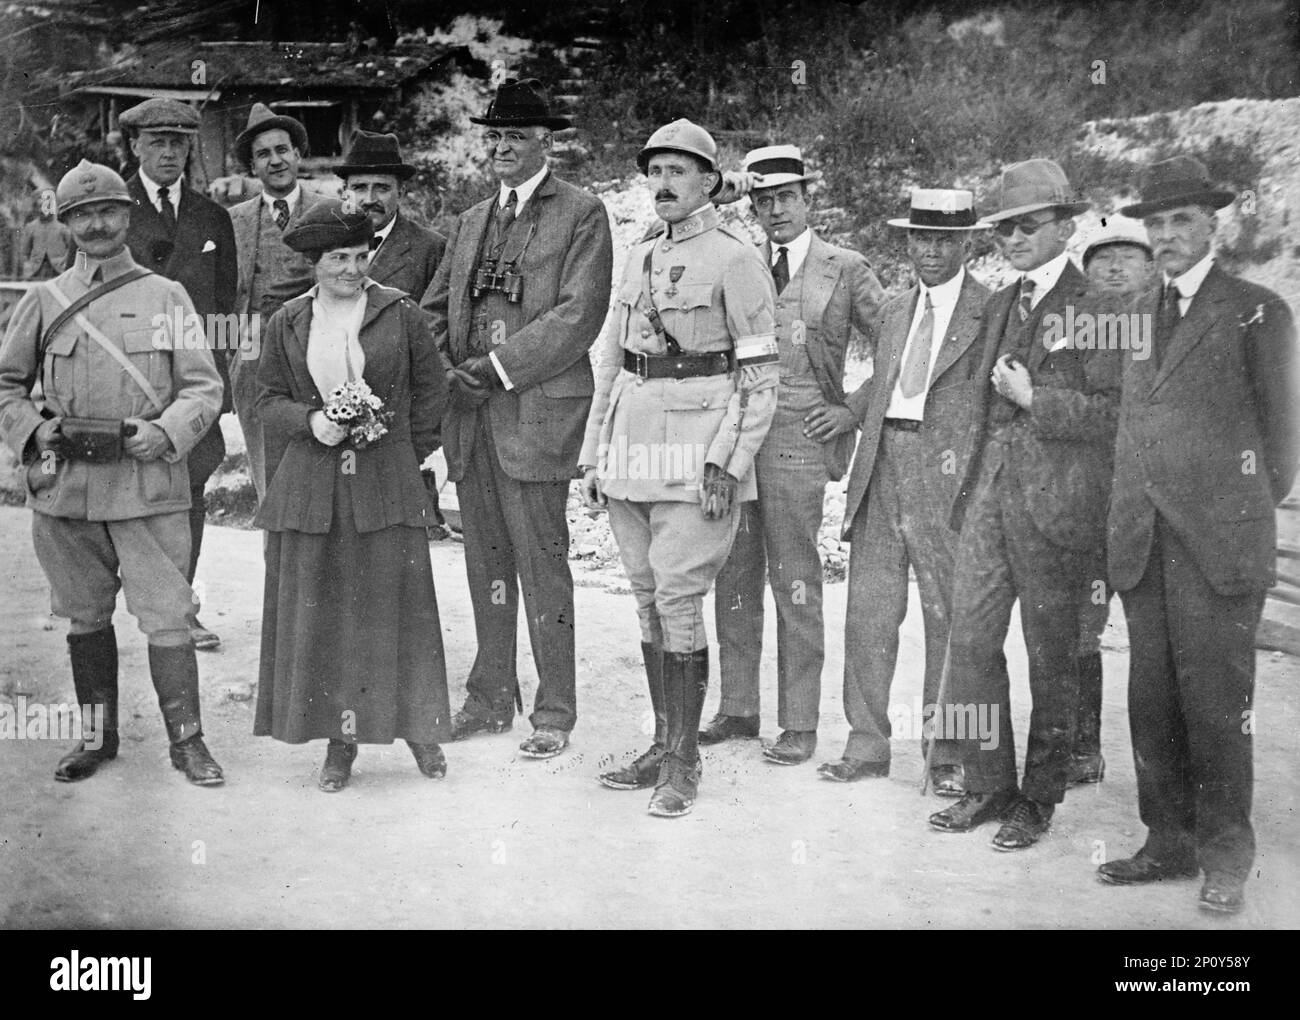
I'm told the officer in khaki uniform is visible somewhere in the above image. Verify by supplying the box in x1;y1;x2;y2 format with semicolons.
580;120;779;817
0;161;226;785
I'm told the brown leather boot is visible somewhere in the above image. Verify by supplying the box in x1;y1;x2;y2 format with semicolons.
149;643;223;786
54;627;120;782
599;641;667;790
648;648;707;817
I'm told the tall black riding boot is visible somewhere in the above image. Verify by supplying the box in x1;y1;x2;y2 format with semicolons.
148;643;224;786
55;627;120;782
599;641;667;790
1069;651;1105;784
648;647;708;817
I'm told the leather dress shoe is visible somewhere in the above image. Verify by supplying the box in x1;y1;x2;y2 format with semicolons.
449;707;512;742
169;734;224;786
647;754;701;817
54;734;120;782
817;757;888;782
189;618;221;652
930;764;966;797
1068;751;1106;785
599;744;667;790
762;729;816;764
1199;872;1246;915
991;796;1053;850
928;790;1014;832
1097;849;1198;885
697;713;759;745
519;726;569;759
407;741;447;779
319;740;357;792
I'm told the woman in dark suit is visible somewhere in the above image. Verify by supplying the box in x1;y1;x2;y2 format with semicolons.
253;200;451;791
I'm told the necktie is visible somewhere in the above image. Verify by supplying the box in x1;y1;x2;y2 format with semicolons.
156;186;177;235
1017;276;1035;322
273;199;289;231
1154;281;1181;368
497;189;518;233
772;246;790;295
898;291;935;399
369;234;383;252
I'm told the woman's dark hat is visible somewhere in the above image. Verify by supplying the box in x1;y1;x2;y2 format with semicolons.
282;199;374;253
234;102;310;168
332;130;417;181
470;77;570;130
1119;156;1236;218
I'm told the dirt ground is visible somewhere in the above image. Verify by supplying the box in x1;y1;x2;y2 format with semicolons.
0;505;1296;929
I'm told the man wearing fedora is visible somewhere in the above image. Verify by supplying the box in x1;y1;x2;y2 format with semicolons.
228;102;326;499
334;129;446;299
581;119;778;816
704;144;883;767
420;78;613;759
819;189;989;787
1097;156;1296;915
928;159;1123;850
118;97;238;651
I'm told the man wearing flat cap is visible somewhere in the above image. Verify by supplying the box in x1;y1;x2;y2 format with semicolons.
820;189;989;788
928;159;1123;850
228;102;326;499
0;161;225;786
118;97;238;651
703;144;883;768
581;119;778;816
420;78;613;759
1097;156;1296;915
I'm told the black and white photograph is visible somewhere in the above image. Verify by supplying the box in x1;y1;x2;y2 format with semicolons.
0;0;1296;947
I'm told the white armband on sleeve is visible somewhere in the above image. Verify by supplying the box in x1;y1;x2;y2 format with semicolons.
734;333;779;366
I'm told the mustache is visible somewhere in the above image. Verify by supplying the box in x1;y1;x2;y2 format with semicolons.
655;190;678;201
79;230;114;241
362;203;386;213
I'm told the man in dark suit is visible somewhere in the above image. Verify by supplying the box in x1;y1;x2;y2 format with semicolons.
1097;157;1297;915
420;78;613;759
820;189;989;787
704;145;883;766
927;159;1123;850
228;103;326;499
118;97;238;651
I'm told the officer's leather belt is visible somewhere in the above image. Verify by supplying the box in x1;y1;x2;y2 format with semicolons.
883;417;922;432
624;350;733;380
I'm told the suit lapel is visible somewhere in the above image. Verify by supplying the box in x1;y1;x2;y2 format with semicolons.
1025;261;1086;375
881;289;920;396
929;272;985;382
1151;264;1226;391
368;216;411;285
164;185;203;278
797;236;838;328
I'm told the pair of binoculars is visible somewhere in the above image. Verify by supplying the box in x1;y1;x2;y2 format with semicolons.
470;258;524;303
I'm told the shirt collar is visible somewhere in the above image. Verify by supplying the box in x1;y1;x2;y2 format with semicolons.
373;213;399;246
72;246;138;286
771;227;812;265
1166;250;1214;298
1021;249;1071;300
138;169;180;210
920;265;966;306
262;184;301;214
498;164;549;216
666;203;719;242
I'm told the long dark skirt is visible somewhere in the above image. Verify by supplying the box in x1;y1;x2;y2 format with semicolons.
254;480;451;744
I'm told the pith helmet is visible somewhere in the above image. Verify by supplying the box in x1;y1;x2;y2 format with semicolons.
1082;216;1152;267
56;159;131;219
638;119;722;195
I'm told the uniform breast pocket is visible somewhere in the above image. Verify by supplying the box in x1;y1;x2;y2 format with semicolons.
658;284;714;349
121;327;169;397
42;331;78;400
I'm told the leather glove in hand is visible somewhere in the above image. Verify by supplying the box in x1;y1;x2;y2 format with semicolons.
700;463;738;520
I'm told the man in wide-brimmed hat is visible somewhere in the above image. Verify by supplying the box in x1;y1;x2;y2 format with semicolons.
1096;156;1296;916
118;97;238;652
816;189;989;790
702;144;884;770
928;159;1124;851
420;78;613;761
227;102;326;499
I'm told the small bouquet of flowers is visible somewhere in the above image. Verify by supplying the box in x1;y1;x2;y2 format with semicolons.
322;379;394;449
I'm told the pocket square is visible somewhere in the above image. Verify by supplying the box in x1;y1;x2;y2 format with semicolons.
201;239;217;253
1047;335;1072;353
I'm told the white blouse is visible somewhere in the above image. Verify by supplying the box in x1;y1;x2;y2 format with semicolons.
305;283;370;398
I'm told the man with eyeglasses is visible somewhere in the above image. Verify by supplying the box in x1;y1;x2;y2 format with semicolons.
928;159;1123;851
420;78;613;760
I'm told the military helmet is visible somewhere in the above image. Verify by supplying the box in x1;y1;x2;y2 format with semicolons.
637;119;722;196
56;159;131;219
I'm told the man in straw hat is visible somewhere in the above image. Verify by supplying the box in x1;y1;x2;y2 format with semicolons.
1097;156;1296;915
927;158;1124;850
703;144;883;767
580;118;778;816
818;189;989;787
0;161;225;786
228;102;326;499
118;97;238;652
420;78;613;760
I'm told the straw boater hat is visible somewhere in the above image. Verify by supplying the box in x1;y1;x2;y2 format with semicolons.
117;97;200;135
282;199;374;254
332;130;417;181
742;145;821;188
234;102;310;168
978;158;1090;224
1082;216;1152;267
887;188;984;230
1118;155;1235;219
469;77;571;131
